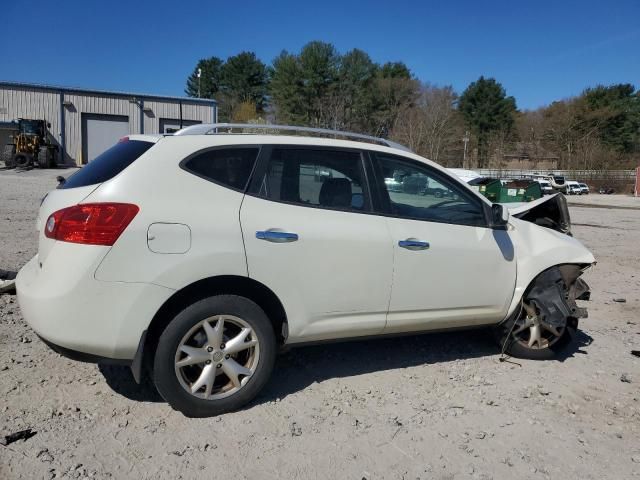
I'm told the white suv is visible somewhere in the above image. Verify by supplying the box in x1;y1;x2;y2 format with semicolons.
17;124;594;417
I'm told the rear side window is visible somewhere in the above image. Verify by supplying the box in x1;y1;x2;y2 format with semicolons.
61;139;153;189
181;148;259;191
257;148;368;211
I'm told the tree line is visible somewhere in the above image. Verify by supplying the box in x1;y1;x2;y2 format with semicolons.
186;41;640;170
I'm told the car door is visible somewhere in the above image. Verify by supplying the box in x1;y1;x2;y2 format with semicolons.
240;146;394;343
370;152;517;333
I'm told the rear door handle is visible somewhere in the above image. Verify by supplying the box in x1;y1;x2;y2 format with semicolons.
398;238;430;250
256;230;299;243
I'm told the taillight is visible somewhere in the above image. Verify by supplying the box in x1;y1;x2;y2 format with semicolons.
44;203;139;246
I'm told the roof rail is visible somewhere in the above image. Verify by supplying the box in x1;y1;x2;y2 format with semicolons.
172;123;412;152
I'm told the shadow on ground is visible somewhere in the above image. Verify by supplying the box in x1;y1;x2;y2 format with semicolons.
99;328;593;406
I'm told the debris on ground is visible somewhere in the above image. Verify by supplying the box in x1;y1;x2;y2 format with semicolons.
632;350;640;358
612;298;627;303
0;269;17;294
0;428;37;446
620;374;632;383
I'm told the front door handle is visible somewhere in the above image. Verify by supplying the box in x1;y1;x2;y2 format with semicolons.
256;230;299;243
398;238;430;250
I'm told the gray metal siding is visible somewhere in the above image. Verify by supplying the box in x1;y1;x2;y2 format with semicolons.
63;93;139;163
0;86;61;146
143;100;213;134
0;84;216;165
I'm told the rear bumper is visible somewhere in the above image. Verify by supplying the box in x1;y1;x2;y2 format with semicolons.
38;335;131;365
17;253;174;360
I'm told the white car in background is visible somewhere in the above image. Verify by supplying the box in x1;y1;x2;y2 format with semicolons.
17;124;594;417
579;183;589;194
565;181;582;195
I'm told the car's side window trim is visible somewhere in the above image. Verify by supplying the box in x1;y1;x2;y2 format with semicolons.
368;152;491;228
363;151;387;213
246;144;375;215
179;144;262;193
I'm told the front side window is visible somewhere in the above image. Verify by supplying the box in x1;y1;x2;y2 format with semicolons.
375;153;486;226
258;148;367;211
182;147;259;191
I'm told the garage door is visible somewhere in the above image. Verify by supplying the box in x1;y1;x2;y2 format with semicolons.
82;114;129;163
159;118;201;134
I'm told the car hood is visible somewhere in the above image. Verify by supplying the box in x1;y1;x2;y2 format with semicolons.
501;193;572;235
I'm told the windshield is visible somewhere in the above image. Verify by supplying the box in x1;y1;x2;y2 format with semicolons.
20;121;40;135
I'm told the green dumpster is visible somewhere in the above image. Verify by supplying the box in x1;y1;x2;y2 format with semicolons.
476;179;503;202
498;180;542;203
477;179;542;203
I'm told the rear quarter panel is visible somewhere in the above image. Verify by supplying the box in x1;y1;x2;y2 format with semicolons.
92;136;249;289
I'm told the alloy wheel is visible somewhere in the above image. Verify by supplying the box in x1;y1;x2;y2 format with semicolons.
511;303;565;350
174;315;260;400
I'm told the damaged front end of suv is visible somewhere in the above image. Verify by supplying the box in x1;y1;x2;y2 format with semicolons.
498;194;595;359
509;192;572;236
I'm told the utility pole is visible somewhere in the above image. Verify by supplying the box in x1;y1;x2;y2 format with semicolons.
462;131;470;169
197;68;202;98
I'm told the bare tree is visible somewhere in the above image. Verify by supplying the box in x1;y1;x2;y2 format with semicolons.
391;84;463;164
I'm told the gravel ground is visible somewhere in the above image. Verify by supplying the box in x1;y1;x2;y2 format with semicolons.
1;169;639;480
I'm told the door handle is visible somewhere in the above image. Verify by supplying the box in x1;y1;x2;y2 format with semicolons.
256;230;299;243
398;238;430;250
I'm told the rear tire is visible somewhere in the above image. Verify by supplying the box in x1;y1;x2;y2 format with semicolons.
37;148;50;168
153;295;276;417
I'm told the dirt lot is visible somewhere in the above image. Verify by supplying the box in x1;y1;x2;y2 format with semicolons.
1;169;639;480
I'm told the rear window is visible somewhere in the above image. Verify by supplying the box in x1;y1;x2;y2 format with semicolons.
181;147;259;191
60;139;153;189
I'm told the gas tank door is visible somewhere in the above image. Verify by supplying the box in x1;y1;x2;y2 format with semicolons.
147;223;191;254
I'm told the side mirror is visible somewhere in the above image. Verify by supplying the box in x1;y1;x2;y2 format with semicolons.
491;203;509;228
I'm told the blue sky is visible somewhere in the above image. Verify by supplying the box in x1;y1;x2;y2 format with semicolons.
2;0;638;110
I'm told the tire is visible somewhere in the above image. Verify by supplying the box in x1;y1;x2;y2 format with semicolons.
14;153;32;168
495;312;575;360
2;145;15;168
37;148;49;168
153;295;276;417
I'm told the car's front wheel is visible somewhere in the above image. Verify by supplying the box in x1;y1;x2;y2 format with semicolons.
153;295;276;417
496;299;575;360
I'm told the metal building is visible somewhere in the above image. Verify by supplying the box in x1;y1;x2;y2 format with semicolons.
0;81;217;165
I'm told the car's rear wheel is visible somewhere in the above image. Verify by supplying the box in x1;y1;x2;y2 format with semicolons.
496;301;575;360
153;295;276;417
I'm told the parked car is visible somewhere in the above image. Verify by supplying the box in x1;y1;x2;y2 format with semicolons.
599;186;615;194
535;179;554;195
17;124;594;417
578;183;589;195
565;181;582;195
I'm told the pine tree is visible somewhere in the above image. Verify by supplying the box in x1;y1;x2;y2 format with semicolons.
185;57;224;99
